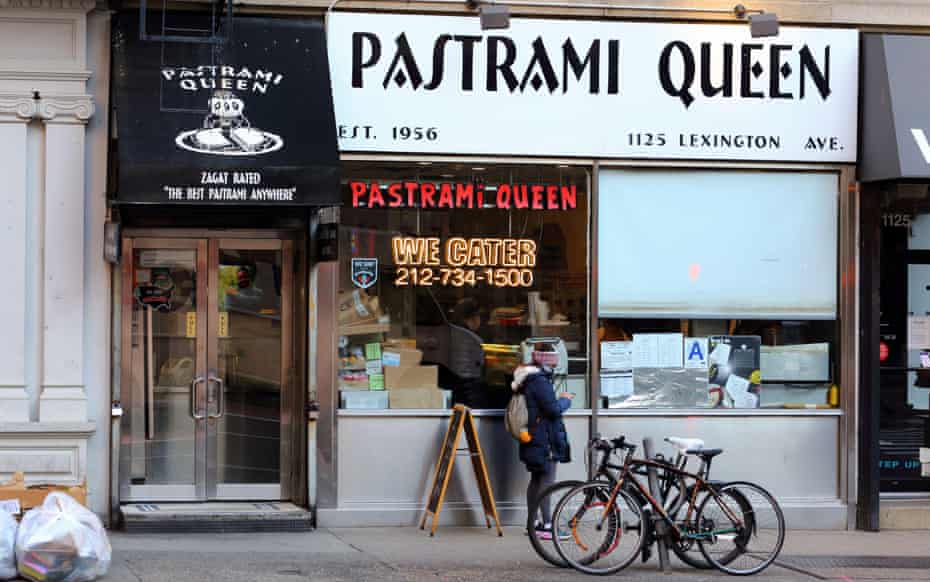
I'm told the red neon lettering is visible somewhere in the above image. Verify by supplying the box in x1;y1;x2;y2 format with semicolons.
456;183;474;208
546;185;558;209
368;182;385;208
497;185;511;209
477;184;485;208
561;185;577;210
387;183;403;207
350;181;367;207
421;183;436;208
438;183;454;208
531;185;544;209
514;185;529;209
404;182;418;207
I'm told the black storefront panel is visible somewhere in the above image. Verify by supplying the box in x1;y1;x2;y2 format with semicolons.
112;13;340;206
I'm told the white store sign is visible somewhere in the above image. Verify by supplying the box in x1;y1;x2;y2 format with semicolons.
327;13;858;162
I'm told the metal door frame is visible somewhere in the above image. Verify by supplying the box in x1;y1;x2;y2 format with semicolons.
207;237;294;501
119;237;208;502
118;229;300;503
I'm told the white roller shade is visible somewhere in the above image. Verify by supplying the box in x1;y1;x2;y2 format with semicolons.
598;170;838;319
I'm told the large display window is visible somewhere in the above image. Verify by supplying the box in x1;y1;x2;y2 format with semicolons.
597;169;840;410
337;163;589;411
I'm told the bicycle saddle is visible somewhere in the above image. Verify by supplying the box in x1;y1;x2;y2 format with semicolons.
665;436;705;453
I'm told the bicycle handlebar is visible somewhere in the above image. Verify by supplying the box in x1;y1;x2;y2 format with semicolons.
588;435;637;453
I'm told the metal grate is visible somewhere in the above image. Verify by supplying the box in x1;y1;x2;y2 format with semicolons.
782;555;930;570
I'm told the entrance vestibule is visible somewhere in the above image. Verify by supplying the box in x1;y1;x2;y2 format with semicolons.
118;232;297;502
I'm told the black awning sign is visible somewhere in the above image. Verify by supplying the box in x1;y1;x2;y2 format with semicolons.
861;34;930;182
112;14;340;205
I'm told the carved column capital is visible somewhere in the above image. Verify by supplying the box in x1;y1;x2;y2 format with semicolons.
0;93;38;123
38;94;94;124
0;0;96;11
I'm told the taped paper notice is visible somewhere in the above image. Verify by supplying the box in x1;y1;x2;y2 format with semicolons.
601;373;633;398
218;312;229;338
710;343;731;365
601;341;633;371
633;333;683;368
725;375;757;408
684;338;709;369
909;316;930;350
185;312;197;338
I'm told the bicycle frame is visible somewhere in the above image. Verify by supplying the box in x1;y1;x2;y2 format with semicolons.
599;448;744;542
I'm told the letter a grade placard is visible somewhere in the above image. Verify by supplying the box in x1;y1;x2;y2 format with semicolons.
421;405;503;537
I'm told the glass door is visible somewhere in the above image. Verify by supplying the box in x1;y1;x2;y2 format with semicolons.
208;238;293;500
119;235;293;502
119;239;207;501
879;209;930;493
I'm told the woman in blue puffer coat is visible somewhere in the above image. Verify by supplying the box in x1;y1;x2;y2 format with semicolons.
512;363;573;540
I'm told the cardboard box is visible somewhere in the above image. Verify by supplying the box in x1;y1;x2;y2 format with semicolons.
385;365;438;390
338;290;381;326
383;338;417;350
389;388;451;409
0;472;87;517
340;390;389;409
382;348;423;368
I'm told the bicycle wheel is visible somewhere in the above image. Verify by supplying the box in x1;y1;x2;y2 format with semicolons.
527;480;584;568
551;482;644;576
660;480;714;570
695;481;786;576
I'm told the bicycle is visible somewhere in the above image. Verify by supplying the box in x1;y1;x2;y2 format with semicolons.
551;437;785;576
527;435;714;570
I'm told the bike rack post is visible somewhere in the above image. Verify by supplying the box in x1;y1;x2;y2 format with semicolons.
643;437;671;573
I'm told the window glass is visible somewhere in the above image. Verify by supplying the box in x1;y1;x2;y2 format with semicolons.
338;163;589;411
597;170;839;410
598;169;838;319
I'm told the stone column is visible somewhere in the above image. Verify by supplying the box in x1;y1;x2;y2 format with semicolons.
37;95;94;423
0;95;36;422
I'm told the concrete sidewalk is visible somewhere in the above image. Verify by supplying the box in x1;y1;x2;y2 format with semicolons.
93;527;930;582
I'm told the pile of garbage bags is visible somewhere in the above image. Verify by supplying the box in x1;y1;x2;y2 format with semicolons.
0;492;110;582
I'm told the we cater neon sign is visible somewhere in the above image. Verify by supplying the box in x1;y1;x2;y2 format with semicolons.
349;180;577;210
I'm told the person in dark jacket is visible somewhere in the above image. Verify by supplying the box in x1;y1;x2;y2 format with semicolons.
512;362;572;539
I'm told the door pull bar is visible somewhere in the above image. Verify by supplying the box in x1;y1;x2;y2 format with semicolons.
191;376;206;420
208;374;226;419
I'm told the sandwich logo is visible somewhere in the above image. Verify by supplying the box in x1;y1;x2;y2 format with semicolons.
175;91;284;156
162;66;287;156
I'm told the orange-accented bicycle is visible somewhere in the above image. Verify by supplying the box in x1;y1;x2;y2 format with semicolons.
551;437;785;576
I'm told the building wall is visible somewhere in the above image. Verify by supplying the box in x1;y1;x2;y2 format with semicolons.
241;0;930;28
0;0;110;519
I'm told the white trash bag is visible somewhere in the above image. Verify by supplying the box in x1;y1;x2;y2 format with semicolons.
0;509;17;580
15;492;111;582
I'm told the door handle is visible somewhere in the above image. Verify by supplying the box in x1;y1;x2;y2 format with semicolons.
190;376;206;420
208;374;225;419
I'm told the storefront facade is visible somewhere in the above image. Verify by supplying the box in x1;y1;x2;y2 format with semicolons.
0;0;110;516
317;12;860;529
107;11;340;527
858;33;930;530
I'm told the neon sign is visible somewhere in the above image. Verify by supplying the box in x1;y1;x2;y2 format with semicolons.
391;236;537;288
350;181;577;210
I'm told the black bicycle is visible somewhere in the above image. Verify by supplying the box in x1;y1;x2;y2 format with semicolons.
551;437;785;576
527;435;715;570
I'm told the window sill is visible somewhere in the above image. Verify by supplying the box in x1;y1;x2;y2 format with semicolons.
598;408;843;417
337;409;594;418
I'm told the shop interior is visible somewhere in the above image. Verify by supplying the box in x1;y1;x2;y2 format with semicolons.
877;186;930;493
336;163;589;411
